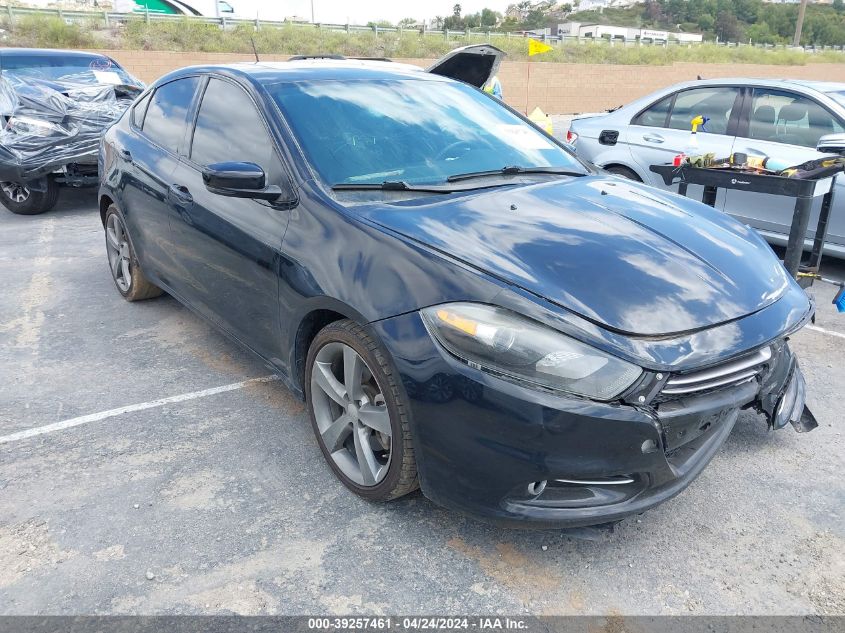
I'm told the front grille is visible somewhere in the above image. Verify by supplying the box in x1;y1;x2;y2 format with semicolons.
660;346;772;397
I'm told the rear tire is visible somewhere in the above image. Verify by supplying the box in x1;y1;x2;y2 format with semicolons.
104;205;163;301
305;319;418;502
605;165;642;182
0;178;59;215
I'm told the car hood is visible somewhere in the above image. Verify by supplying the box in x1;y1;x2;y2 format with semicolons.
359;177;793;336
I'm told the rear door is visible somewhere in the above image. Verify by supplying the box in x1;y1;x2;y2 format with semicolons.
726;87;845;248
118;76;200;287
426;44;505;89
627;85;741;205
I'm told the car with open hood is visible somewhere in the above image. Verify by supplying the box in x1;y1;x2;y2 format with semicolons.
97;46;817;528
0;48;143;215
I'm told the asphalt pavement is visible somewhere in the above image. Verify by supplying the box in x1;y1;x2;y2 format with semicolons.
0;187;843;615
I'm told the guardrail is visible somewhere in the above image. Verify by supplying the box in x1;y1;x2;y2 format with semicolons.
1;4;844;53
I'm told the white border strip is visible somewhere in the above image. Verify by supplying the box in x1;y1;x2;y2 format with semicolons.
0;375;278;445
806;324;845;340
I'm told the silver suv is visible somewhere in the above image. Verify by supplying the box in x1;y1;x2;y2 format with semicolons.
568;78;845;257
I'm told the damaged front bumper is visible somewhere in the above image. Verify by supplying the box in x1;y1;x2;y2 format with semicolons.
372;311;816;529
763;361;817;432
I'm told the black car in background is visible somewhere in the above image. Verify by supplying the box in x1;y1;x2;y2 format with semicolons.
0;48;143;215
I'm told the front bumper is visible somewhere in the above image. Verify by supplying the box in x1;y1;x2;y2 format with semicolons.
372;311;812;529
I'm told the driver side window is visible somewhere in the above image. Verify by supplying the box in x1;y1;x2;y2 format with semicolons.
190;77;287;188
748;88;844;148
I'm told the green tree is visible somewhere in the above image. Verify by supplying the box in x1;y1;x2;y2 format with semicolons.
715;10;743;41
697;13;715;32
480;8;500;27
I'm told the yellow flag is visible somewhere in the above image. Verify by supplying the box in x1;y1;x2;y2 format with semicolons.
528;38;554;56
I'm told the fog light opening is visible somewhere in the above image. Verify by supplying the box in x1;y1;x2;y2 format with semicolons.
527;480;547;496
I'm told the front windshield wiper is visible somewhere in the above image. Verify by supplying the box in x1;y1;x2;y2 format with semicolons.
446;165;587;183
332;180;422;191
331;180;501;193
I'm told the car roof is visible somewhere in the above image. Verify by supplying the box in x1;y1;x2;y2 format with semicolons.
672;77;845;94
0;48;114;59
157;59;446;86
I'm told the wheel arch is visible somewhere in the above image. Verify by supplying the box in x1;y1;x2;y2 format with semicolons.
290;299;370;397
601;162;645;181
99;193;115;227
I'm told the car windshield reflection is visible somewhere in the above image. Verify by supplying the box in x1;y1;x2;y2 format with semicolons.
266;78;586;186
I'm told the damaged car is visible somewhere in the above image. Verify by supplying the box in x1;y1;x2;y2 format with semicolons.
0;48;143;215
98;46;817;528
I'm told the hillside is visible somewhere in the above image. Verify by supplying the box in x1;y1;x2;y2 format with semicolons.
568;0;845;46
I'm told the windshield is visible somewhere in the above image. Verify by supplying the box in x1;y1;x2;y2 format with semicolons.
0;55;138;86
826;90;845;109
267;78;585;186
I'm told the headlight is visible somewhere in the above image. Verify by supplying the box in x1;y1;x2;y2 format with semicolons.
421;303;642;400
5;116;70;137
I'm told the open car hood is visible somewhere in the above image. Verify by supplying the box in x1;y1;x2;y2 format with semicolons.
359;177;795;337
425;44;505;89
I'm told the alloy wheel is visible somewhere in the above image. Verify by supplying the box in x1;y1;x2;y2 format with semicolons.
1;181;30;203
310;342;392;487
106;213;132;293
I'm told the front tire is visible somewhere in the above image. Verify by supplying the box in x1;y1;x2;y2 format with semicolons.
305;319;418;501
0;178;59;215
104;205;163;301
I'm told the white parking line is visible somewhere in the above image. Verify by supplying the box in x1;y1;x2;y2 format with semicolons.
0;375;279;445
806;324;845;340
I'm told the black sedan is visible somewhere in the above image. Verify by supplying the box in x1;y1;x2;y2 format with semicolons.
98;49;817;528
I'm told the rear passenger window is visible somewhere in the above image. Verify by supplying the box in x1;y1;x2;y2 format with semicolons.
132;92;151;128
142;77;199;154
748;89;845;148
634;87;740;136
633;95;672;127
666;87;740;135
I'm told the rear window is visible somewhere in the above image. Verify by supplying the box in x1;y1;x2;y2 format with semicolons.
0;54;138;86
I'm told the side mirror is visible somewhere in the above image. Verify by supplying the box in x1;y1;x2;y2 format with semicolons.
816;133;845;156
202;161;282;201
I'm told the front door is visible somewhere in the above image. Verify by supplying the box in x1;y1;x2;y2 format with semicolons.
167;76;295;362
727;87;845;248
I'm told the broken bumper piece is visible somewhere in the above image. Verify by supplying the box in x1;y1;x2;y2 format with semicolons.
773;364;817;432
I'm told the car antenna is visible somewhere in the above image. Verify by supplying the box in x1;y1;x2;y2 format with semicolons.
250;36;260;63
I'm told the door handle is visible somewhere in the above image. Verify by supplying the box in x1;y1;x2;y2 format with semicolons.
167;184;193;206
642;134;665;144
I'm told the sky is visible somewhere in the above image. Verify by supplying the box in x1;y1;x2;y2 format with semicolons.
229;1;512;24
